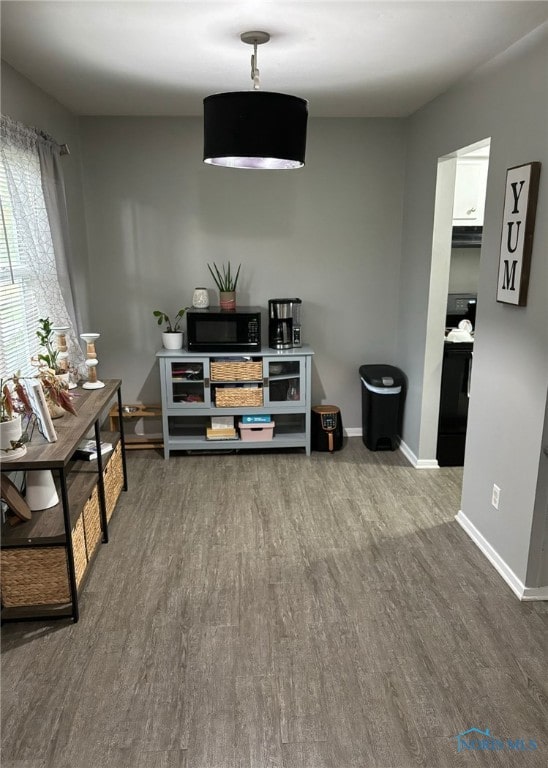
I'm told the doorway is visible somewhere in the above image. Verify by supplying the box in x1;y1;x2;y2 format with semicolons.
418;138;491;467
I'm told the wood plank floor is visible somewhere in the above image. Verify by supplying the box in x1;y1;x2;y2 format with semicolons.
2;438;547;767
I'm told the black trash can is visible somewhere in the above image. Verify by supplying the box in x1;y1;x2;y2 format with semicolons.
359;364;406;451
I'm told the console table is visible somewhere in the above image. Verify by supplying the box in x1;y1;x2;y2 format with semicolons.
157;346;314;457
0;380;128;623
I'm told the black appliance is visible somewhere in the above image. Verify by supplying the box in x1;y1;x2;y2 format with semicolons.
436;341;473;466
359;365;406;451
311;405;343;452
446;293;477;329
186;306;261;352
452;225;482;248
268;298;302;349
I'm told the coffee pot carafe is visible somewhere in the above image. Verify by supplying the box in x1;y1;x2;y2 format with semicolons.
268;298;302;350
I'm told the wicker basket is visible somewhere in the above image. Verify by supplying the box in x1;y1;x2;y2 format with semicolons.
215;387;263;408
72;514;88;588
104;442;123;522
0;452;121;608
1;547;71;607
210;361;263;381
0;491;102;607
82;485;102;558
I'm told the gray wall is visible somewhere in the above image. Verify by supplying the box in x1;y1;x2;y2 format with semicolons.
78;117;406;425
0;62;91;328
398;25;548;586
527;400;548;587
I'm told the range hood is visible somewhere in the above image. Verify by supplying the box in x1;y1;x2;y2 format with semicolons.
452;225;482;248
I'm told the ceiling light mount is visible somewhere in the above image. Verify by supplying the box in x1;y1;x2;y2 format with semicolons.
240;30;270;46
203;30;308;170
241;30;270;89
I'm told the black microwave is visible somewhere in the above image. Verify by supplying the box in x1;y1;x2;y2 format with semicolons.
186;306;262;352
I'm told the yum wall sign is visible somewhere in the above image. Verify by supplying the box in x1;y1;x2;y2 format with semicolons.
497;161;541;306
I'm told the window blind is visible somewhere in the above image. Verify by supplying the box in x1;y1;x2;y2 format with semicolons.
0;156;40;377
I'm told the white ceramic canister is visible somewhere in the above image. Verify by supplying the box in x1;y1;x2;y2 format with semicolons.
192;288;209;309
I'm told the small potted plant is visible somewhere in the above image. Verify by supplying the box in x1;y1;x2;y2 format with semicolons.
0;374;33;460
35;317;63;373
153;307;188;350
207;261;241;310
33;317;79;416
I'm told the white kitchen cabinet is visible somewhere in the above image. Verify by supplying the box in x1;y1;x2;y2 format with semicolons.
453;158;489;224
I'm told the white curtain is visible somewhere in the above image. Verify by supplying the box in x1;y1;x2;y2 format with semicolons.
0;114;84;375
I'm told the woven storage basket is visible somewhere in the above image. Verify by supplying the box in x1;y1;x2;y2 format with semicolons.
83;485;102;557
210;361;263;381
72;515;88;588
0;547;70;606
104;442;123;522
215;387;263;408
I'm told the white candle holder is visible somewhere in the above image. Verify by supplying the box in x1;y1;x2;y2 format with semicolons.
52;325;78;389
80;333;105;389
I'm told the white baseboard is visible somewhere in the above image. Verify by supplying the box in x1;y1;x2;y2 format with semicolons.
520;585;548;601
455;510;548;601
344;427;362;437
344;432;439;469
399;440;439;469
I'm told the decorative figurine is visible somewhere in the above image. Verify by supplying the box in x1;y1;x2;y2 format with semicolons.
80;333;105;389
51;326;70;372
51;325;78;388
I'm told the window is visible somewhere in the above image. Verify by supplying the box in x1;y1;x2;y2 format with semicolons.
0;116;78;378
0;158;41;377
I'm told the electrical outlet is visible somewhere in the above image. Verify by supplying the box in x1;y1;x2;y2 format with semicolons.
491;484;500;510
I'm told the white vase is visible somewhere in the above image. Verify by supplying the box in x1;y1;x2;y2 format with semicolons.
192;288;210;309
162;331;184;350
0;414;27;461
0;414;22;450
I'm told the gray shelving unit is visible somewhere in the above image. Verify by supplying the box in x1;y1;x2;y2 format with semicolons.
156;346;314;457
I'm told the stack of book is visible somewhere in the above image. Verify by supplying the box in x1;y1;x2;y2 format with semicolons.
206;416;239;441
73;440;113;461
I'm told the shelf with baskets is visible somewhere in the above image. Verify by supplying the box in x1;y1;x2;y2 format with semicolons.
156;347;314;456
0;381;128;623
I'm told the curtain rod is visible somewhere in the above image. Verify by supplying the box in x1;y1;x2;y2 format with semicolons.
1;114;70;156
38;129;70;156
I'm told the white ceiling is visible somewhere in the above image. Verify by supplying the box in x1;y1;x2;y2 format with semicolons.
1;1;547;117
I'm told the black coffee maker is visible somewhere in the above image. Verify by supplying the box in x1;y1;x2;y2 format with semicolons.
268;298;302;349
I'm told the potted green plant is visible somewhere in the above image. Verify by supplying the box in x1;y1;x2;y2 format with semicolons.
36;317;63;373
153;307;188;350
0;374;33;460
207;261;241;310
33;317;79;415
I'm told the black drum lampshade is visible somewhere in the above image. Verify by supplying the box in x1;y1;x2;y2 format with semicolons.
203;91;308;170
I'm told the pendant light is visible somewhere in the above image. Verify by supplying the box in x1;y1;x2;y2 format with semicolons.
203;31;308;170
